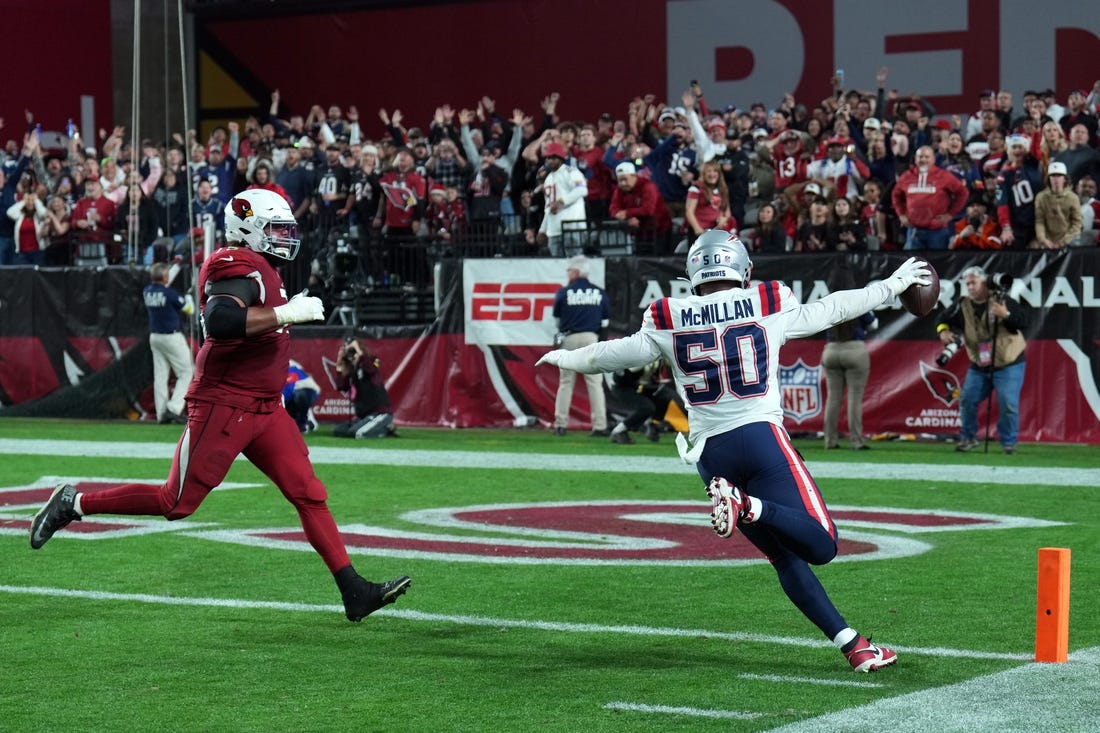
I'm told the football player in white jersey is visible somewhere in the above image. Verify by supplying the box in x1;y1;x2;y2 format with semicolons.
537;230;931;672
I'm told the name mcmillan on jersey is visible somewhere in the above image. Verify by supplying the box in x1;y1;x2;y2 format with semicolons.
681;298;755;326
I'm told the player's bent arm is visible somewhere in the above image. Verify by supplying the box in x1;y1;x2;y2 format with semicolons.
205;294;287;337
205;278;324;337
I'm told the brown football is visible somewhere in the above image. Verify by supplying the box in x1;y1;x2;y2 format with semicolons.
899;258;941;316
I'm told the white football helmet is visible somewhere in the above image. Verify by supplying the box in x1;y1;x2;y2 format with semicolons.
224;188;300;260
686;229;753;293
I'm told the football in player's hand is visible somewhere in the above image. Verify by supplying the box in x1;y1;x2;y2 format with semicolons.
899;258;940;316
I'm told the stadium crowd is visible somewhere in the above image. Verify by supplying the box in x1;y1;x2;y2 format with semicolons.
3;68;1099;293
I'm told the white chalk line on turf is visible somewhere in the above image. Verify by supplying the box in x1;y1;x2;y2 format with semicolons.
603;701;764;720
0;584;1029;662
737;672;884;688
0;438;1096;487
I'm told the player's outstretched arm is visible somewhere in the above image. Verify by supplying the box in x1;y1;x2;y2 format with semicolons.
536;332;660;374
787;258;931;338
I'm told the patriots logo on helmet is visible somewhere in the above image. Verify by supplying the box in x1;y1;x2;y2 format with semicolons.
231;197;254;219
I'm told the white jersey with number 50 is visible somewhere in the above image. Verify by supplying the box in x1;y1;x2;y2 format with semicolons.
553;280;894;443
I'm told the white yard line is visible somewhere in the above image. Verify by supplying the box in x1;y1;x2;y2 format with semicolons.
603;701;764;720
0;583;1030;663
738;672;884;688
766;647;1100;733
0;438;1097;487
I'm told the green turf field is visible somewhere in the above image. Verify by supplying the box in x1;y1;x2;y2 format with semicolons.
1;419;1097;732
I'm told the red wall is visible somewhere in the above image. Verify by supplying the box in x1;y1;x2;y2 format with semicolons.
0;0;112;147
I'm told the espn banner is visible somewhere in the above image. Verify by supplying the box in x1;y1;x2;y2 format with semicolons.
463;258;606;347
1;250;1098;442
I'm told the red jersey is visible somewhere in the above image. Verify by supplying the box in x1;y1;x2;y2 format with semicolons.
190;246;290;405
379;169;426;228
72;196;118;232
772;150;810;190
609;177;672;233
573;146;614;202
686;184;735;232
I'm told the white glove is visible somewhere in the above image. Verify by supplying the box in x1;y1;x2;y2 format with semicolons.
536;350;565;367
273;293;325;325
181;294;195;316
886;256;932;295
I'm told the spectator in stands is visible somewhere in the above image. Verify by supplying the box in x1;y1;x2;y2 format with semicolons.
937;131;981;195
1034;162;1082;249
43;194;71;266
192;179;225;237
861;178;890;249
247;160;291;205
71;178;118;239
996;134;1044;249
993;90;1014;134
951;196;1002;250
276;143;314;220
99;156;126;204
684;160;734;237
794;196;833;252
965;90;998;142
610;161;671;252
643;120;697;221
374;148;426;250
764;129;810;194
424;137;469;192
536;141;588;257
1054;124;1100;186
312;143;353;240
350;146;382;279
807;136;870;201
892;145;968;250
153;168;190;247
1039;121;1068;173
979;130;1007;177
746;201;787;253
864;130;897;186
0;133;36;266
1076;176;1099;246
116;168;162;257
196;145;235;206
828;197;866;251
7;186;48;266
573;124;614;220
424;183;464;249
1059;89;1098;141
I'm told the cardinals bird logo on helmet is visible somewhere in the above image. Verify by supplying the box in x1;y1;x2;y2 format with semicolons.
224;189;300;260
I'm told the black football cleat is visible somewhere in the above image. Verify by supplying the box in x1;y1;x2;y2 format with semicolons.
30;483;82;549
343;575;411;622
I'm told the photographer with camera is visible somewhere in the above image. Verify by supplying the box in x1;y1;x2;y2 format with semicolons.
333;336;397;439
935;266;1029;454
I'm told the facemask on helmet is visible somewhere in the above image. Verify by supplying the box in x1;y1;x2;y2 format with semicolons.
686;230;753;293
224;188;300;260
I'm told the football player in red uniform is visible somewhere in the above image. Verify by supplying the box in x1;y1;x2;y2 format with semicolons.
30;188;411;622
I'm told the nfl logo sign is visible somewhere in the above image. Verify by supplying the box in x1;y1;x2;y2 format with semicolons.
779;358;822;423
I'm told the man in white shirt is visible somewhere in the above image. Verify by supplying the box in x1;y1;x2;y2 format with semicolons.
537;230;931;672
537;142;588;257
